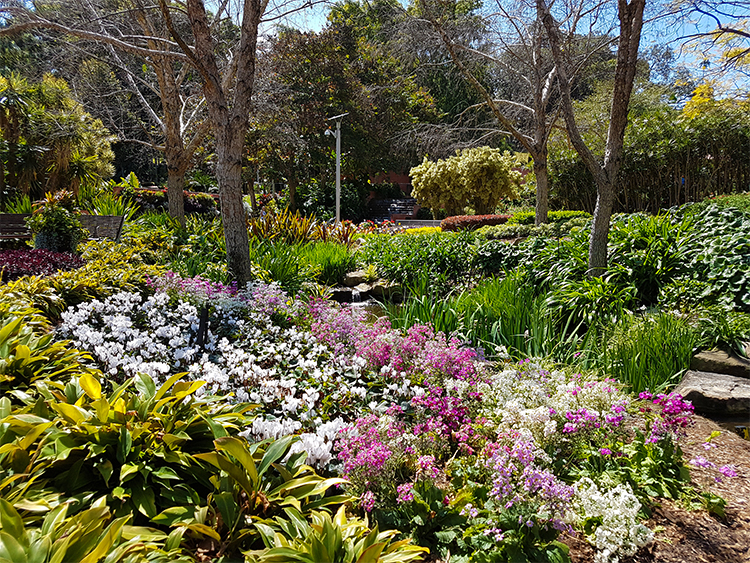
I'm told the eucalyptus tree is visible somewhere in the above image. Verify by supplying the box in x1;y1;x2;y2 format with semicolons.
1;0;318;282
538;0;647;275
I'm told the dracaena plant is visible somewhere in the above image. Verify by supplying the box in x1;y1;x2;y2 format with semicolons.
0;372;256;527
0;497;195;563
0;312;96;398
246;505;429;563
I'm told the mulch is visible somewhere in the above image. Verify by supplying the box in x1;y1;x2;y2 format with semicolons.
566;415;750;563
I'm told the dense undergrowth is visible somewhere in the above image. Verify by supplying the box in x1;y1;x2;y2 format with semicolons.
1;197;748;562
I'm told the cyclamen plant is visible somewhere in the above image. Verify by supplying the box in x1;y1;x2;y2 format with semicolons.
53;273;701;562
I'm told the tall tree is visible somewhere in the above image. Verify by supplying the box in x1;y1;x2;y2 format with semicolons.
538;0;646;275
1;0;309;282
403;0;610;224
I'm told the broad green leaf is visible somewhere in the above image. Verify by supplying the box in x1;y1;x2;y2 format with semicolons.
28;536;51;563
79;516;129;563
52;403;90;425
134;373;156;400
185;523;221;542
41;505;69;536
0;531;27;563
257;435;295;478
131;486;157;518
120;525;167;542
0;499;25;542
194;452;255;496
19;421;53;450
92;398;109;423
117;427;132;464
152;506;193;526
0;318;22;344
154;372;188;402
214;492;238;530
79;373;102;400
215;437;258;487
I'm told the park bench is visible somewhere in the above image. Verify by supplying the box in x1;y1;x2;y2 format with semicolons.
0;214;33;241
0;213;124;242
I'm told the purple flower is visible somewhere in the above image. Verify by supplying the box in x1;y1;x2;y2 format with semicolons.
361;490;376;512
396;483;415;503
719;465;737;478
689;456;716;469
599;448;612;456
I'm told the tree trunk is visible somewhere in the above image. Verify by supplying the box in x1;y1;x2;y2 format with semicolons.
166;167;186;226
216;128;253;283
288;176;297;212
588;178;616;276
533;156;549;225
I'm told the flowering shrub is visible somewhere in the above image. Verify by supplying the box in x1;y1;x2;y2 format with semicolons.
573;478;653;563
440;214;511;232
51;273;703;562
0;249;85;280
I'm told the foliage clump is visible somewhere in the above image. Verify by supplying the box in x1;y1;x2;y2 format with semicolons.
410;147;522;216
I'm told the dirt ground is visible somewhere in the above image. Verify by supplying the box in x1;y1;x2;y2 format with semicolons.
565;415;750;563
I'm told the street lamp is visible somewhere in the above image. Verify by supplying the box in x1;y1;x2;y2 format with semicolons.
325;112;348;225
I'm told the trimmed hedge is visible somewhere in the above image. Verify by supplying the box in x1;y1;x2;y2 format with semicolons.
507;210;591;225
440;214;511;232
130;188;219;215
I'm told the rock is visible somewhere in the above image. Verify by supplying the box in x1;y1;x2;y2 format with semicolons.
370;281;402;299
674;370;750;416
690;349;750;379
353;283;373;295
343;270;368;287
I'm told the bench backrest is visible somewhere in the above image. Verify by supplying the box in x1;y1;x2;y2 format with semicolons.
0;213;124;241
80;215;124;241
0;214;31;236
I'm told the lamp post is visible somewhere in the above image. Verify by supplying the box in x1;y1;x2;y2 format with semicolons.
325;113;348;225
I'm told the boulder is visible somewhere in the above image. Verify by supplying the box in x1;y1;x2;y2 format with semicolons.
690;349;750;379
353;283;373;295
370;280;402;299
343;270;368;287
674;370;750;416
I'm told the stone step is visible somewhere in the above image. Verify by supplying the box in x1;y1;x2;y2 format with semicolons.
691;349;750;379
674;370;750;416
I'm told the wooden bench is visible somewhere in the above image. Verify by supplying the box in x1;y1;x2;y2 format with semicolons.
0;214;33;240
0;213;124;242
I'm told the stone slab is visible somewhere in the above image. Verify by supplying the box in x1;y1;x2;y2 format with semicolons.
674;370;750;416
690;349;750;379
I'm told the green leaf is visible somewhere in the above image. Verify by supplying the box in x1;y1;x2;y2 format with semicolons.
214;492;238;531
117;427;132;464
0;499;25;543
131;485;157;518
134;373;156;400
152;506;193;526
357;542;386;563
214;437;259;488
257;435;295;478
0;531;27;563
80;516;129;563
79;373;101;400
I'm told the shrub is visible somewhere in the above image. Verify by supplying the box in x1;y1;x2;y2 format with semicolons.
26;191;88;253
508;209;591;225
126;187;218;215
440;214;511;232
357;230;476;289
410;147;522;215
0;249;85;280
